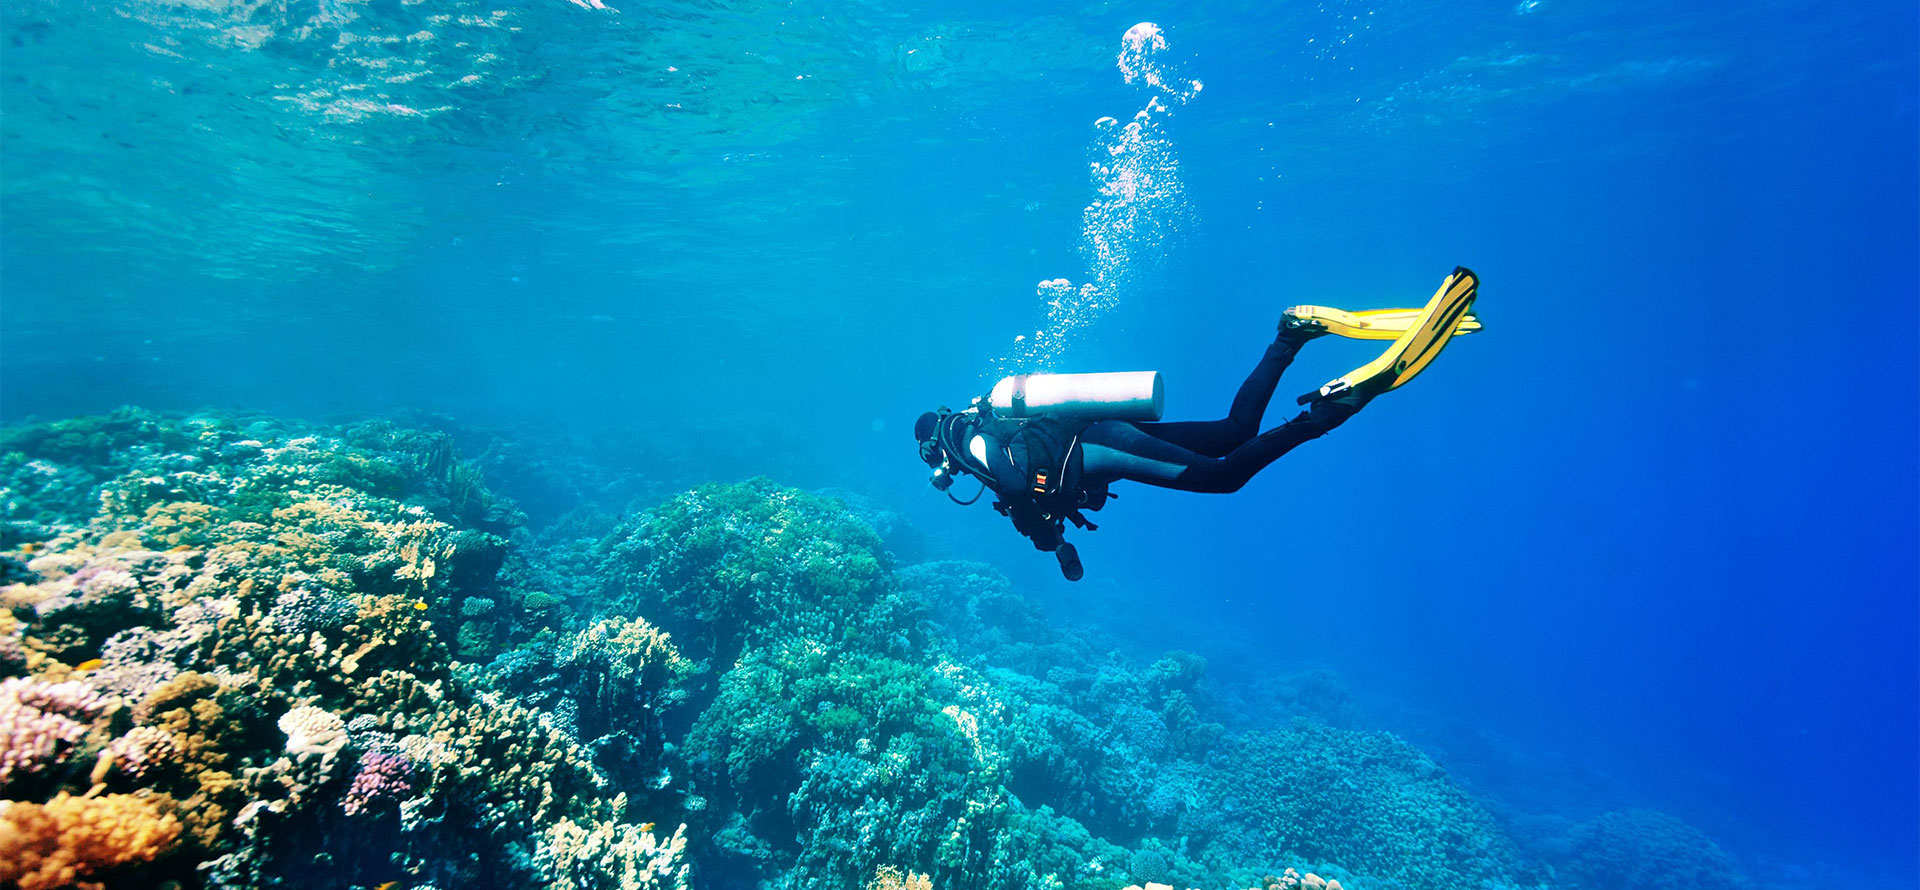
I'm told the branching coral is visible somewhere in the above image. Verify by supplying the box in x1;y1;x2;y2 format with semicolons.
537;811;690;890
0;412;683;888
868;864;935;890
0;791;182;890
340;748;418;816
559;616;696;730
1117;870;1346;890
0;676;114;789
107;726;180;782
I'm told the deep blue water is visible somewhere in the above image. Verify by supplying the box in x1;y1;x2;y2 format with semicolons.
3;0;1915;884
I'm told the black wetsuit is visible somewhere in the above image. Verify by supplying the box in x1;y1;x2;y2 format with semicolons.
1074;331;1368;494
935;330;1366;557
928;269;1483;577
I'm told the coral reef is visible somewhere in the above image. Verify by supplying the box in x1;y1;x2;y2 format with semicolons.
1189;722;1521;887
1563;809;1747;890
1117;867;1347;890
0;410;687;888
0;409;1754;890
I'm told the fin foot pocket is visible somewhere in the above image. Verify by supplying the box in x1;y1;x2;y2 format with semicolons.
1285;304;1482;341
1298;267;1479;405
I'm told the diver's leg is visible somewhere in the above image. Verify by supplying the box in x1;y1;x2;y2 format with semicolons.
1133;333;1309;457
1079;422;1212;488
1082;391;1368;494
1194;391;1368;492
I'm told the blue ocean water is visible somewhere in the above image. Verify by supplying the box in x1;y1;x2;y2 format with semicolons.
1;0;1914;886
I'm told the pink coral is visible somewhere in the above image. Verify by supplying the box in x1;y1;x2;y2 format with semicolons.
0;677;112;787
108;726;179;782
341;749;417;816
8;678;110;718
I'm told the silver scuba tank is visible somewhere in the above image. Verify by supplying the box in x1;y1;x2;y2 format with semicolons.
988;371;1164;422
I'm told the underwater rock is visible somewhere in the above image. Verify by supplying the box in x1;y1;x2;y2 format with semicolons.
1192;721;1522;888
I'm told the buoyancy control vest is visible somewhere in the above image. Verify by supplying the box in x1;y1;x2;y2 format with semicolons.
993;414;1115;547
931;405;1116;551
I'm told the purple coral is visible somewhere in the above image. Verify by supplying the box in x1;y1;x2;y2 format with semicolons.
0;677;112;787
341;748;418;816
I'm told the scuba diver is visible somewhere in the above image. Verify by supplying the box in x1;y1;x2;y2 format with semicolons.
914;267;1481;580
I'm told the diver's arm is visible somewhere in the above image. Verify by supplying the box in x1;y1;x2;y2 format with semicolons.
972;417;1083;578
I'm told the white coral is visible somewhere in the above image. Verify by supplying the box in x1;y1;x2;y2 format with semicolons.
538;817;688;890
277;705;347;759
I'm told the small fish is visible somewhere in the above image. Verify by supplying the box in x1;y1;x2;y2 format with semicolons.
374;883;400;890
640;822;655;832
413;601;429;611
75;659;103;671
169;545;194;552
20;542;42;553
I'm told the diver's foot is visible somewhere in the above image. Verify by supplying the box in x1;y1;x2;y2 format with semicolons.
1055;542;1084;582
1279;307;1330;341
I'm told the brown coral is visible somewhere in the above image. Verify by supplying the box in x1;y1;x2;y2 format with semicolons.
0;791;182;890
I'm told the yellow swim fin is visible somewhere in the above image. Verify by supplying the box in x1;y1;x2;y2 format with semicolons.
1282;304;1482;341
1297;267;1479;406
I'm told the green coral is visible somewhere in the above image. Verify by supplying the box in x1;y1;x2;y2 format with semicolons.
596;478;895;662
1193;720;1522;889
1564;809;1745;890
